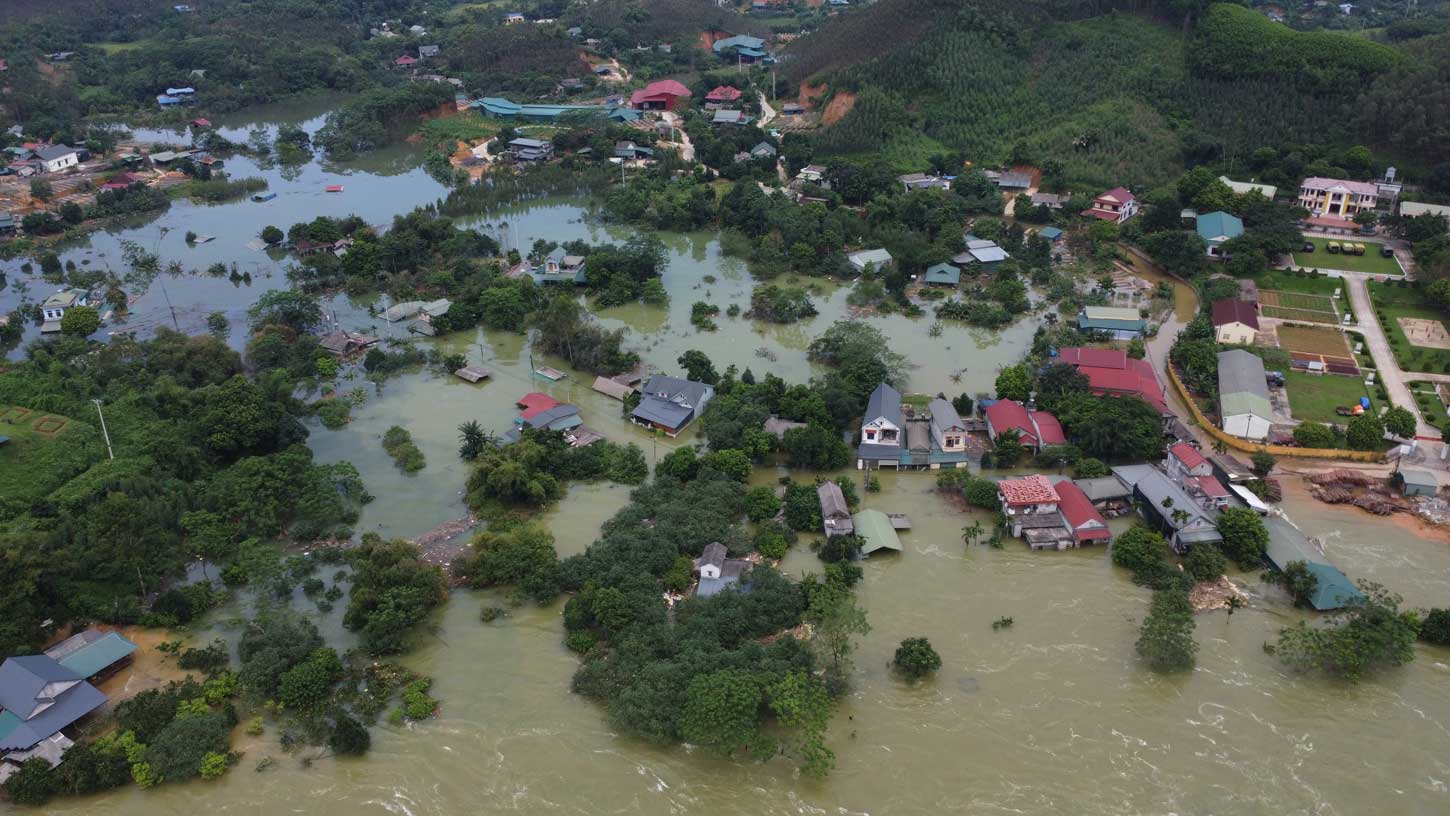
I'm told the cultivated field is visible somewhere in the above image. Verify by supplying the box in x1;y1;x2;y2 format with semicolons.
1276;324;1359;375
1260;289;1338;324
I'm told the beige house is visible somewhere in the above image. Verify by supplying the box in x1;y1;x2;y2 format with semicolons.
1211;298;1259;345
1297;177;1377;219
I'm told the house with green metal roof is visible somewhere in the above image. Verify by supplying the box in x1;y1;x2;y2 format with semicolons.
1196;211;1244;258
1263;515;1362;611
923;262;960;287
1218;349;1271;440
851;509;903;556
1038;226;1063;242
1076;305;1146;339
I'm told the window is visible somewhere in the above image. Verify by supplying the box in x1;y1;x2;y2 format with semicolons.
882;429;898;442
864;429;876;441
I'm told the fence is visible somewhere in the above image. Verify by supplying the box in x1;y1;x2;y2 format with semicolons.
1164;364;1385;462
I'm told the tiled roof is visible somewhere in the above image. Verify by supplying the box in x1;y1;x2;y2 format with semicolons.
1054;480;1111;541
1211;298;1259;330
1169;442;1207;470
1189;475;1230;498
999;474;1060;506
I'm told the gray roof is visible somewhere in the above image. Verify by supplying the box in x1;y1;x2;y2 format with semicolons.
818;480;850;520
633;375;714;430
996;171;1032;188
1262;515;1362;610
865;382;902;429
0;657;107;751
697;563;750;597
1218;349;1271;420
526;404;582;430
1117;467;1217;534
928;398;964;435
34;145;77;161
509;137;550;149
848;248;892;269
1398;468;1437;487
1074;475;1131;502
696;542;727;570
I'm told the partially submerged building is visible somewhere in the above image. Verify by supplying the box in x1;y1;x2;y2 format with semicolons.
631;375;715;436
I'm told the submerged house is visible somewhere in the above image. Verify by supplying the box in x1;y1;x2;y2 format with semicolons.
997;475;1072;550
852;509;903;556
1053;479;1112;547
39;289;90;333
631;375;715;436
0;631;137;784
531;247;587;285
847;248;892;274
983;399;1064;453
857;382;903;468
1113;465;1222;552
819;480;854;538
1076;305;1146;339
694;542;752;597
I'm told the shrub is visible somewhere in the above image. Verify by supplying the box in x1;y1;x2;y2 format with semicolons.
329;712;372;756
892;637;942;680
1419;608;1450;646
1183;544;1227;583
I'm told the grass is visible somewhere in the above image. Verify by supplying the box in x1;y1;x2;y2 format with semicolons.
1260;289;1339;324
1368;281;1450;375
89;40;149;54
1291;236;1403;276
1283;371;1370;425
0;405;100;509
1249;270;1345;296
1407;381;1448;428
416;116;501;146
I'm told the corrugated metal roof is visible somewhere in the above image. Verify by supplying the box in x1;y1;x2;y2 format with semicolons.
54;632;136;679
852;509;902;555
1218;349;1271;419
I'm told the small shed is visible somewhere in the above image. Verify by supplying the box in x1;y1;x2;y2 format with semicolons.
1395;468;1438;497
1039;226;1063;242
453;366;492;383
851;509;903;556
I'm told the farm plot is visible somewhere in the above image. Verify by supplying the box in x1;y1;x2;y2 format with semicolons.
1276;324;1359;376
1260;290;1339;324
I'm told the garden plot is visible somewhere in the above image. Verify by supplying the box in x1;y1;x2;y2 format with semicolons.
1277;324;1359;376
1259;290;1338;324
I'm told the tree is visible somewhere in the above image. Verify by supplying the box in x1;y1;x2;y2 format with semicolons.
679;669;771;758
146;712;233;782
1184;543;1227;583
992;430;1025;467
1274;583;1420;681
29;178;53;201
206;312;230;338
247;290;322;332
960;520;984;548
1127;337;1147;360
1346;412;1384;451
1250;449;1276;477
1111;525;1170;578
781;424;850;470
1033;363;1089;414
59;306;100;338
892;637;942;680
261;225;284;245
458;420;489;461
962;477;1000;510
277;647;344;712
3;758;60;805
658;446;700;481
807;589;870;694
59;201;83;225
329;712;372;756
1383;406;1416;439
677;350;719;385
700;449;752;482
1279;560;1320;608
745;486;781;522
1216;507;1269;568
1292;421;1336;448
1420;608;1450;646
1072;457;1109;479
239;609;325;699
994;364;1033;402
1136;589;1198;673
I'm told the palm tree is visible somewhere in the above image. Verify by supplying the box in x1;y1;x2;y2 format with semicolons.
458;420;490;461
961;520;984;548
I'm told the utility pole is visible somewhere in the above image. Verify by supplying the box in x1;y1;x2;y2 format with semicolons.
159;278;179;331
92;398;114;460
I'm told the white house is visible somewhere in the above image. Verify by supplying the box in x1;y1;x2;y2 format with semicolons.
40;289;90;333
1297;177;1378;220
35;145;80;174
858;382;903;468
1218;350;1272;441
1164;442;1212;484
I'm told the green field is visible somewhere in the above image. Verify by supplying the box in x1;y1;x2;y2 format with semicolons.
1260;289;1339;323
1249;270;1344;296
1407;381;1447;429
0;406;100;510
1292;237;1403;276
1368;281;1450;375
1284;370;1370;425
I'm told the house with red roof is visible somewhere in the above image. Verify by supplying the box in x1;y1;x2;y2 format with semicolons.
1054;480;1112;546
1081;187;1138;223
630;79;690;111
394;55;418;68
516;392;561;421
998;475;1073;548
101;172;145;190
1165;441;1211;484
1211;298;1259;345
704;85;742;107
1054;347;1169;415
1186;474;1231;510
983;399;1065;452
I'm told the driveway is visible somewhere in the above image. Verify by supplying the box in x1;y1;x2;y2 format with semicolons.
757;93;777;128
659;111;694;162
1343;274;1440;439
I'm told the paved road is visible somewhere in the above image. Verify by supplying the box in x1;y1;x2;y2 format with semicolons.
1343;274;1440;438
757;93;777;128
659;111;693;162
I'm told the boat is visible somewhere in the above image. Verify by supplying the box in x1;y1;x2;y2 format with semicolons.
325;185;344;193
252;192;277;202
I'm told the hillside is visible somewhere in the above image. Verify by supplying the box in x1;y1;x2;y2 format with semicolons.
785;1;1433;188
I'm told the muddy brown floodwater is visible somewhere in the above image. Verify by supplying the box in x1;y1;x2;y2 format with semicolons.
11;101;1450;816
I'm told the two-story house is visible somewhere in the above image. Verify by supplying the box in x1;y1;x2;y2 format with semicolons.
1081;187;1138;223
1165;442;1212;483
531;247;587;285
857;383;904;469
1297;177;1377;220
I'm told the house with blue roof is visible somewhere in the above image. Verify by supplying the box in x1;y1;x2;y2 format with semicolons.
712;34;768;62
1196;210;1244;258
1039;226;1063;242
0;630;136;783
923;262;960;287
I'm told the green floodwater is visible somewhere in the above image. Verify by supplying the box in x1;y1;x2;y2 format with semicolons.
6;99;1450;815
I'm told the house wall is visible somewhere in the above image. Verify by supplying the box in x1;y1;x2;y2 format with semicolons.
1223;412;1271;441
1216;323;1256;344
700;564;720;579
43;153;78;173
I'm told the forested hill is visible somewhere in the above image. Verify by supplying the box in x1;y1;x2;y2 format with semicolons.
786;1;1447;190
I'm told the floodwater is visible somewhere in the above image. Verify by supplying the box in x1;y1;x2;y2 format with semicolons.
13;104;1450;815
